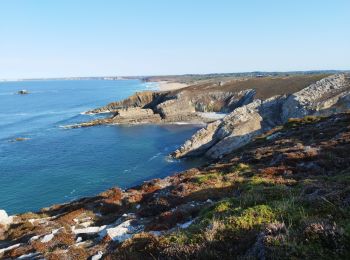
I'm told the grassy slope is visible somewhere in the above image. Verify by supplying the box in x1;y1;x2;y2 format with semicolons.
173;74;329;100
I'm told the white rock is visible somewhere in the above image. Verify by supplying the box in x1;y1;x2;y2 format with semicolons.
41;233;54;243
18;252;41;259
80;221;93;228
72;225;106;235
0;209;13;226
178;220;193;229
104;220;143;242
40;228;62;243
91;251;103;260
0;243;21;255
29;235;41;241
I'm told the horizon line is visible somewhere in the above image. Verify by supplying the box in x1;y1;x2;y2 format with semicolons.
1;69;349;82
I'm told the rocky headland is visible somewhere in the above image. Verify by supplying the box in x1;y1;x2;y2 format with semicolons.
74;74;350;161
73;74;329;129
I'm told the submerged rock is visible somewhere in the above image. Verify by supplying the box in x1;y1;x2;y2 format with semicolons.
17;90;29;95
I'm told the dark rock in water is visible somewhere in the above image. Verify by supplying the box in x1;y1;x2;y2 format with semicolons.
17;89;29;95
10;137;29;142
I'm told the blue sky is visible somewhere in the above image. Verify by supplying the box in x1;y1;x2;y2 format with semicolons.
0;0;349;79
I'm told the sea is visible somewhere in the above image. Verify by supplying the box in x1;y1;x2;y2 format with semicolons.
0;79;203;214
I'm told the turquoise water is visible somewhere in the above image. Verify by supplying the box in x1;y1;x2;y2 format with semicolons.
0;80;202;214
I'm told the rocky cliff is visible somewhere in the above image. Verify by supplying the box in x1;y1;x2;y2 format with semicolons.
76;87;256;127
173;74;350;159
75;75;328;128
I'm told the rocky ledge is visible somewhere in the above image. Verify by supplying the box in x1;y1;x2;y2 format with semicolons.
1;112;350;259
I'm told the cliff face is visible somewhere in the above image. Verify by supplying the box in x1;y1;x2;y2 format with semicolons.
77;75;328;128
79;88;256;127
281;74;350;120
86;91;169;114
174;74;350;159
2;112;350;259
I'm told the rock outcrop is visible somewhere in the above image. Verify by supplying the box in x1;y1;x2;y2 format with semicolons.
281;74;350;120
17;90;29;95
112;107;162;124
174;74;350;159
86;91;169;114
75;88;256;127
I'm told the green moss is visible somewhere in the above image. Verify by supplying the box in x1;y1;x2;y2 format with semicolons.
250;176;275;186
200;198;237;220
231;163;251;173
193;172;221;184
284;115;323;129
229;205;275;230
166;231;188;245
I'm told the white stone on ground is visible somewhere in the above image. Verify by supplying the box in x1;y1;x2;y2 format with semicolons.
17;252;41;259
104;219;143;242
0;243;21;255
178;220;194;229
41;228;62;243
91;251;103;260
0;209;13;226
72;225;107;235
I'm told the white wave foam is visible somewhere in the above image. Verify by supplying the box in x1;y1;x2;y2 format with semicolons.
165;156;177;163
148;152;162;161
